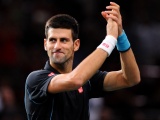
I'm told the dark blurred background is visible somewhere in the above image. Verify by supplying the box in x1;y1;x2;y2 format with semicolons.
0;0;160;120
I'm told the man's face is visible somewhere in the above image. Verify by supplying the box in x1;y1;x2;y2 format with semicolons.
44;28;79;65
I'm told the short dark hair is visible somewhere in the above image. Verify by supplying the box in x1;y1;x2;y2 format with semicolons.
45;14;79;41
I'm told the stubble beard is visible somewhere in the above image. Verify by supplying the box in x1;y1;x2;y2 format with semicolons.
50;54;73;68
51;56;67;64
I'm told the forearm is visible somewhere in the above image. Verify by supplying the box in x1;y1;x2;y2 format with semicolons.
48;49;109;93
49;48;109;93
71;49;108;85
120;48;140;86
71;35;117;86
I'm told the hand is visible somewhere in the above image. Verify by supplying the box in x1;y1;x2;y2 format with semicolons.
101;2;123;36
101;12;118;39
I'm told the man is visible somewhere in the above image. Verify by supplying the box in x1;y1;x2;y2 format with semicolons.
24;2;140;120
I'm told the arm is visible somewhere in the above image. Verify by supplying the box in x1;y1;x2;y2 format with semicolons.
104;48;140;91
48;49;108;93
48;12;118;94
102;2;140;91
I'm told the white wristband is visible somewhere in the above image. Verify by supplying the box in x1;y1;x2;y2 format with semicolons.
97;35;117;56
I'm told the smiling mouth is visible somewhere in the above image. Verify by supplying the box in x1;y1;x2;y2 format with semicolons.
52;51;64;56
53;51;63;53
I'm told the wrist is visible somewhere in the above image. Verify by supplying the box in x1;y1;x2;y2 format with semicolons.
97;35;117;56
116;30;131;52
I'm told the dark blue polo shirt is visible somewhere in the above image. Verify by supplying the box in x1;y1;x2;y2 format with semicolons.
24;61;107;120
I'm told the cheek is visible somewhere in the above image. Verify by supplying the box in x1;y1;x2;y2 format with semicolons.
47;44;54;50
46;45;53;55
68;46;75;55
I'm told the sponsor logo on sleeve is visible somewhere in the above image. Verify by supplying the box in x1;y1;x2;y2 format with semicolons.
48;72;55;76
78;87;83;93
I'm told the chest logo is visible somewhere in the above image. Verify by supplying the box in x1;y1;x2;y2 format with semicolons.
78;87;83;93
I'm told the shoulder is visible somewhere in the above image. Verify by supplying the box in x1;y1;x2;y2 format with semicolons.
91;70;108;80
27;69;50;79
26;69;55;86
89;70;108;87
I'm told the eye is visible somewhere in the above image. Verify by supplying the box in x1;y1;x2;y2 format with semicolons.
60;38;68;43
49;38;56;43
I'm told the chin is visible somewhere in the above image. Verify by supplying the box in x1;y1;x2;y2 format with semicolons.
51;59;65;65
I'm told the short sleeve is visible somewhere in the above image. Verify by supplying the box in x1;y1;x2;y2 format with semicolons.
89;70;107;98
25;70;55;104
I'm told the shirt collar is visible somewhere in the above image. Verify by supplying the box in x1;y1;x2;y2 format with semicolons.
44;60;60;74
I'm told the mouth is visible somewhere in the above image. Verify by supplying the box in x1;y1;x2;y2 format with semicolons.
53;51;63;53
52;51;64;55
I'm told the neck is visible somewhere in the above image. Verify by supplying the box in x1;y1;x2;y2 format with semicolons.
50;60;73;74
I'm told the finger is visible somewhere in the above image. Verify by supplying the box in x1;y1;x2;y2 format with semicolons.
104;11;118;21
105;10;118;17
106;13;118;22
101;11;109;21
106;6;120;13
106;2;120;13
101;11;106;18
110;2;120;8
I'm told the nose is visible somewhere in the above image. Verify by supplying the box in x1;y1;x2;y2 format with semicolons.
54;40;61;50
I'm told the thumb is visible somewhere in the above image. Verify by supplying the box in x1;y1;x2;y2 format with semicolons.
101;11;109;21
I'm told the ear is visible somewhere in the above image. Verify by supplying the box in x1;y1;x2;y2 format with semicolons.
73;39;80;52
44;39;47;51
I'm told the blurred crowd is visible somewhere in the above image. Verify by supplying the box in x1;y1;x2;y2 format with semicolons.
0;0;160;119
